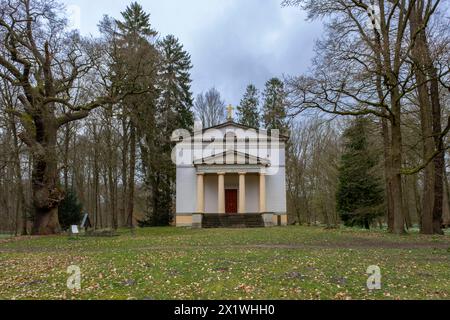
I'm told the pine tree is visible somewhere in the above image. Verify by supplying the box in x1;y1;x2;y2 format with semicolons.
116;2;157;40
157;34;194;130
112;2;160;228
237;84;260;128
336;117;384;229
262;78;288;132
139;35;194;226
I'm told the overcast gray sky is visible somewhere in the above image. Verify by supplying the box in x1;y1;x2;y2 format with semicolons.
61;0;322;106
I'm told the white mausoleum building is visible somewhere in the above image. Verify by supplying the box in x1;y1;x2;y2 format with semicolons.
172;112;288;228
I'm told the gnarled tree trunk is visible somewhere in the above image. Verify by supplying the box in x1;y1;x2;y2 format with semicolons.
28;121;63;235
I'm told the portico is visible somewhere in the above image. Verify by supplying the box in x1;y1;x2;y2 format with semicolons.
195;170;267;215
174;119;288;228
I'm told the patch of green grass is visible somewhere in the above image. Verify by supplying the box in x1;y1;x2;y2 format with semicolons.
0;226;449;300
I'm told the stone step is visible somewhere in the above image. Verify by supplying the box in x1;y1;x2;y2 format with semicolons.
202;214;264;228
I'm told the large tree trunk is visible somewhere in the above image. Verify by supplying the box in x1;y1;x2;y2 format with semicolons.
381;115;394;231
411;2;444;234
390;90;406;234
410;2;435;234
374;28;394;231
417;80;435;234
430;68;444;234
29;124;62;235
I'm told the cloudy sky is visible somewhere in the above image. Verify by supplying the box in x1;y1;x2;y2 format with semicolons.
61;0;322;106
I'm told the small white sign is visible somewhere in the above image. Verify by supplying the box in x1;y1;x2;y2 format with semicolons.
71;225;79;234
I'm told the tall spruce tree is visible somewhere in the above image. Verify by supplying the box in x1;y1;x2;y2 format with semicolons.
237;84;260;128
336;118;384;229
157;35;194;130
140;35;194;226
262;78;288;132
113;2;160;228
116;2;157;39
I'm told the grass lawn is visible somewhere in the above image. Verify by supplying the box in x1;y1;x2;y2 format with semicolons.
0;226;449;300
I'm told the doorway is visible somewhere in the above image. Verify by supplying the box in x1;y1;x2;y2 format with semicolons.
225;189;238;214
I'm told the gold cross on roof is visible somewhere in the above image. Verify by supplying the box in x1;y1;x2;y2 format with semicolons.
226;104;234;120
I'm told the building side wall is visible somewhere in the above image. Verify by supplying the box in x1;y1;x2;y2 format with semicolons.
266;167;287;214
246;175;259;213
176;167;197;214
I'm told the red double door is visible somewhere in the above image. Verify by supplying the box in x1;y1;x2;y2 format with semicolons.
225;189;238;214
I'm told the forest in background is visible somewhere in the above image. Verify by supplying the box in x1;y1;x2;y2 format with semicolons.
0;0;449;235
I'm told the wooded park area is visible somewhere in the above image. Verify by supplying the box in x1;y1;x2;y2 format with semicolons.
0;0;449;236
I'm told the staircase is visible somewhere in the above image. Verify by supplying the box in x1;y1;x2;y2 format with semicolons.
202;214;264;228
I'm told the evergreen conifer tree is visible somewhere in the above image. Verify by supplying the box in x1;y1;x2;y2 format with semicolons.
336;118;384;229
58;190;83;231
157;34;194;130
141;35;195;226
237;84;260;128
262;78;288;132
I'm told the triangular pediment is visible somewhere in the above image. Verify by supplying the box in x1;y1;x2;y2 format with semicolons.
194;149;270;166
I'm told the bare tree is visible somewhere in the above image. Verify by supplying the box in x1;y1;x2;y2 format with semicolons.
194;87;226;127
287;117;341;226
284;0;448;234
0;0;142;234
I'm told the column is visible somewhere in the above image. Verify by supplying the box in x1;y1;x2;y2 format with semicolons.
218;172;225;213
196;173;205;213
239;172;246;214
259;172;266;213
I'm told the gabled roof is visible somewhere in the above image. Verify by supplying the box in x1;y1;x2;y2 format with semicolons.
203;120;289;141
193;149;270;166
171;120;289;142
203;120;259;132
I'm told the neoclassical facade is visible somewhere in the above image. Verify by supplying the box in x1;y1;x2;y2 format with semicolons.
172;118;288;228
